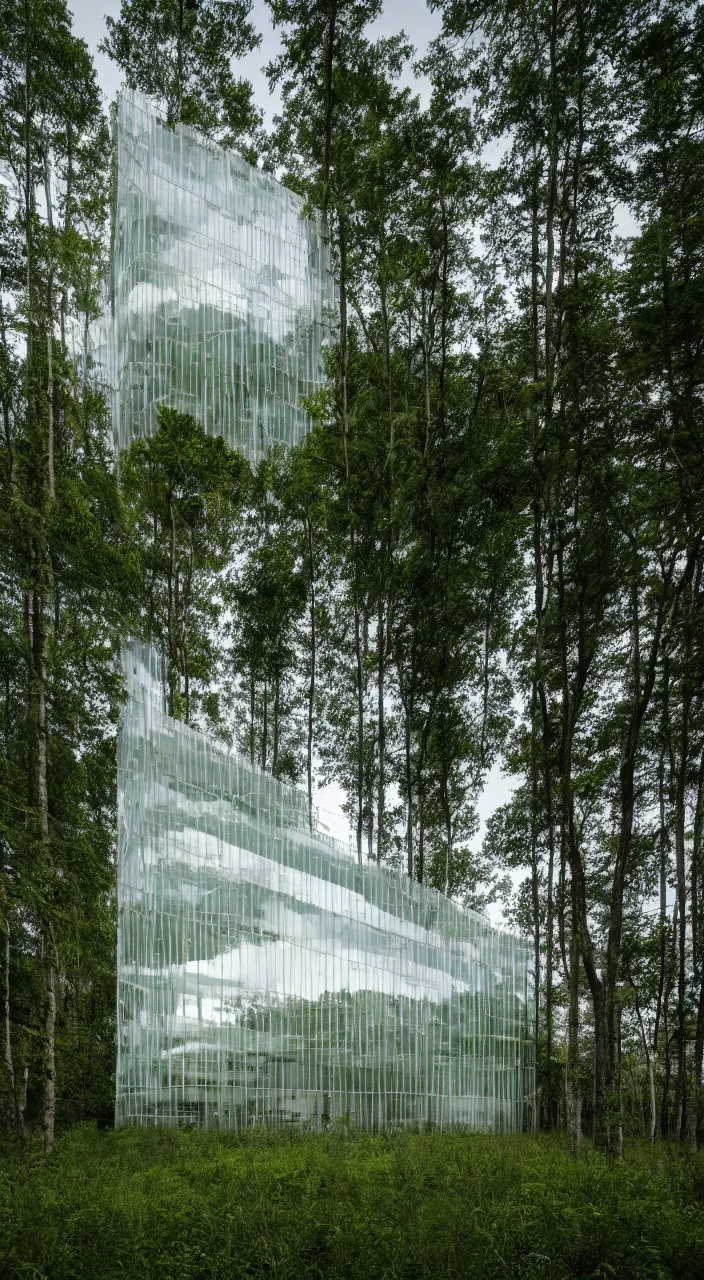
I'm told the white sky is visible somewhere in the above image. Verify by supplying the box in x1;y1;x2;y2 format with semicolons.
68;0;517;877
69;0;444;120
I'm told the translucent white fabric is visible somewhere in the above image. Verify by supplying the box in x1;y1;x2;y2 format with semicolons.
99;91;335;460
116;647;534;1131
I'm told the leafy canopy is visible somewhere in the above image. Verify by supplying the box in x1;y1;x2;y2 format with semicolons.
101;0;262;154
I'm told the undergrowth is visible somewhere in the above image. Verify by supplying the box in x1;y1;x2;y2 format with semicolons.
1;1126;703;1278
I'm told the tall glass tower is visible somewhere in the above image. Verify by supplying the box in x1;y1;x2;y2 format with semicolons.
110;94;534;1131
101;91;335;460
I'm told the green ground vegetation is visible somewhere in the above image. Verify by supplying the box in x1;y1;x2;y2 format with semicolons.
0;1127;703;1279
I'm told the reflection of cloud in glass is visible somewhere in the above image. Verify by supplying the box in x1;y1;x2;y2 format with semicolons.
181;939;475;1005
127;283;178;315
117;646;534;1132
102;91;335;460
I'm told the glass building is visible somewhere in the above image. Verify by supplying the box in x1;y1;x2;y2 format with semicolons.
100;90;335;460
110;95;534;1131
117;647;534;1131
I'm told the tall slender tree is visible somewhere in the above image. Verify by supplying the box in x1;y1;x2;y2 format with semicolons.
0;0;129;1147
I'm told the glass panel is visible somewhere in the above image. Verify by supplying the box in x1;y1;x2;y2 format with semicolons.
116;645;534;1132
101;90;336;462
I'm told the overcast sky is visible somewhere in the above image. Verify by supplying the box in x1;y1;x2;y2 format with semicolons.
69;0;444;121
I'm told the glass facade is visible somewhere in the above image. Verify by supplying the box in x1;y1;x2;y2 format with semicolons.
101;91;335;460
110;96;534;1132
116;646;534;1131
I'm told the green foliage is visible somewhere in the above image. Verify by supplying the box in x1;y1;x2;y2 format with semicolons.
224;449;309;778
101;0;262;154
2;0;704;1157
1;1127;703;1278
265;0;411;213
0;0;131;1144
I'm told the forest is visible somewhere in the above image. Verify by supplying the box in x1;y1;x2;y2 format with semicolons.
0;0;704;1208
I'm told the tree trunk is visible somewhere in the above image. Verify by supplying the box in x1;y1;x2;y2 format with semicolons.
272;673;280;778
422;292;432;457
249;668;255;765
414;714;434;887
545;817;555;1129
602;558;677;1153
43;947;56;1154
30;587;49;833
417;786;425;886
648;1052;657;1144
674;688;691;1142
46;327;55;501
44;151;55;499
29;586;55;1154
261;675;268;771
306;512;315;832
687;748;704;1150
565;885;581;1153
338;219;362;866
0;294;15;488
690;977;704;1152
354;597;364;865
3;919;23;1138
440;725;453;897
530;198;556;1127
544;0;560;411
654;731;669;1062
182;539;192;724
443;809;453;897
404;695;413;879
376;595;384;864
321;1;338;219
528;710;540;1132
661;898;678;1137
363;612;374;860
175;0;185;124
183;645;189;724
633;978;657;1144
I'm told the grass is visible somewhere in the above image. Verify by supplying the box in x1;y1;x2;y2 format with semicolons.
1;1127;703;1279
